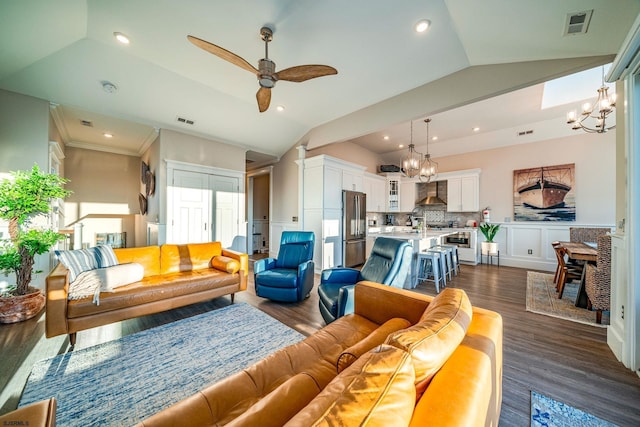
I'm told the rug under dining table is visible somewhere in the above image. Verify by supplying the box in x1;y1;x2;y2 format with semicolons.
525;271;608;326
19;303;305;427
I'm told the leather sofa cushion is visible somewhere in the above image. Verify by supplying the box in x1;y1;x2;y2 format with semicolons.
225;373;321;427
160;242;222;274
68;269;239;318
114;246;161;277
212;255;240;274
336;317;411;373
285;345;416;427
385;288;472;392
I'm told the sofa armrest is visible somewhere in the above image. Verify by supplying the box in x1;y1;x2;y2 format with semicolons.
354;281;431;325
45;263;70;338
320;267;360;285
0;398;56;427
221;248;249;275
253;257;276;274
410;308;503;427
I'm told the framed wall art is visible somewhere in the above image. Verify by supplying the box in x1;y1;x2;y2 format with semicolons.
513;163;575;222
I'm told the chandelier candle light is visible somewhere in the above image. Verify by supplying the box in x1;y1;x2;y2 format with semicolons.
566;66;616;133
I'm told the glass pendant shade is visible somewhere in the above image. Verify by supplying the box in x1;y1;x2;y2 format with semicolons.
419;118;438;182
421;153;438;182
401;144;422;178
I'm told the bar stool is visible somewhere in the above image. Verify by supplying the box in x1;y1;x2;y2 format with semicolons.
417;251;445;293
429;246;454;281
439;244;460;275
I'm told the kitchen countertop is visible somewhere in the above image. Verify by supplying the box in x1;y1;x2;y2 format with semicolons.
368;226;478;238
367;229;457;240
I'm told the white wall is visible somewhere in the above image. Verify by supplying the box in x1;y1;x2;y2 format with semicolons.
430;132;616;225
0;90;49;172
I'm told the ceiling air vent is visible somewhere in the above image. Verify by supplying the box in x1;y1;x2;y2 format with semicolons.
517;130;534;137
176;116;195;125
80;120;93;127
564;10;593;36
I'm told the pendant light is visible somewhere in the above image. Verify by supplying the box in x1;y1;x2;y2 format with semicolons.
401;121;423;178
420;118;438;182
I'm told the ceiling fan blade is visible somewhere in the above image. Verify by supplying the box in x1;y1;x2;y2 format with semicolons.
256;87;271;112
187;35;258;74
276;65;338;82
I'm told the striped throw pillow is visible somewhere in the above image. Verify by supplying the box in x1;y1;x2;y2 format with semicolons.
91;245;119;268
54;249;97;282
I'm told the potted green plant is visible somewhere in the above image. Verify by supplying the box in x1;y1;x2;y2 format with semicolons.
479;223;500;255
0;165;70;323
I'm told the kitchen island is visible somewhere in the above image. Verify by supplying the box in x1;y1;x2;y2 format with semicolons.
367;227;456;289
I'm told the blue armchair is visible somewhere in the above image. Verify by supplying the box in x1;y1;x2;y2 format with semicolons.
254;231;315;302
318;237;413;323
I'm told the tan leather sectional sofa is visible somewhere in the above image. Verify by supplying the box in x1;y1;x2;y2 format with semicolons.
45;242;248;345
137;281;503;427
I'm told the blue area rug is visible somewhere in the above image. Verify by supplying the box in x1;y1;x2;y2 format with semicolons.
531;391;619;427
20;303;305;426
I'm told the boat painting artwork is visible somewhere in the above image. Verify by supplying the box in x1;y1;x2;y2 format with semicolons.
513;163;575;221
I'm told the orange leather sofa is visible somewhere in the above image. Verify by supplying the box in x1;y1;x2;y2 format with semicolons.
45;242;248;345
137;281;503;427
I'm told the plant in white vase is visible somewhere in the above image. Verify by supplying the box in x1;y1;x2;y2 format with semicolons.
479;223;500;255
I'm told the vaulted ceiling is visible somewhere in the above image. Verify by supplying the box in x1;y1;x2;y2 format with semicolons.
1;0;637;161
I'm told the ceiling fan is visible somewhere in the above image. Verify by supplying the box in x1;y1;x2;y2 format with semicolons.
188;26;338;113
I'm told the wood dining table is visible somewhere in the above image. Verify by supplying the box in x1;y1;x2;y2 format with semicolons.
557;241;598;308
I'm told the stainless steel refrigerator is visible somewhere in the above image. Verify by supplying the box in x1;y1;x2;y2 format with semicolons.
343;190;366;267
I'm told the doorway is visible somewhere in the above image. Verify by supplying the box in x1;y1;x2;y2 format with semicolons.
247;167;272;258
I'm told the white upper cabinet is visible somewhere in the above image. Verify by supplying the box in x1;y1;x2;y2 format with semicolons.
363;173;386;212
400;180;417;212
447;174;479;212
342;168;364;192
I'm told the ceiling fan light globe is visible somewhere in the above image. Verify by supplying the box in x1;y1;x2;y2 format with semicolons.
259;77;275;88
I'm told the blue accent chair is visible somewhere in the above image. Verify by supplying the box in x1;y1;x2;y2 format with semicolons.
318;237;413;323
254;231;315;302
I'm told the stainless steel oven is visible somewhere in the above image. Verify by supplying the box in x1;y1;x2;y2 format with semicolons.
444;232;471;248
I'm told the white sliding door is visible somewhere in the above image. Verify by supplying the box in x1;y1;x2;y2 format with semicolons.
170;169;211;244
211;174;240;248
167;161;244;246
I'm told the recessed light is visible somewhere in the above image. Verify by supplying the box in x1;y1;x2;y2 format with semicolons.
114;32;130;45
473;127;480;132
432;136;438;141
104;133;113;138
383;135;390;140
415;20;431;33
399;144;404;148
276;105;285;112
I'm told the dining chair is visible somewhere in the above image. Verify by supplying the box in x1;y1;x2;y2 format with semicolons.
585;234;611;324
555;245;583;299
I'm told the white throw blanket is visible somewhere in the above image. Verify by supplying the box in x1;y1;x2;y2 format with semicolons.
68;263;144;305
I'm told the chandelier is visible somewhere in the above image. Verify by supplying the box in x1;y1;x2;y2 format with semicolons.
566;66;616;133
420;118;438;182
401;121;423;178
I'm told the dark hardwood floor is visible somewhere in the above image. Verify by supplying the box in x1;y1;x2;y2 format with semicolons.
1;261;639;426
